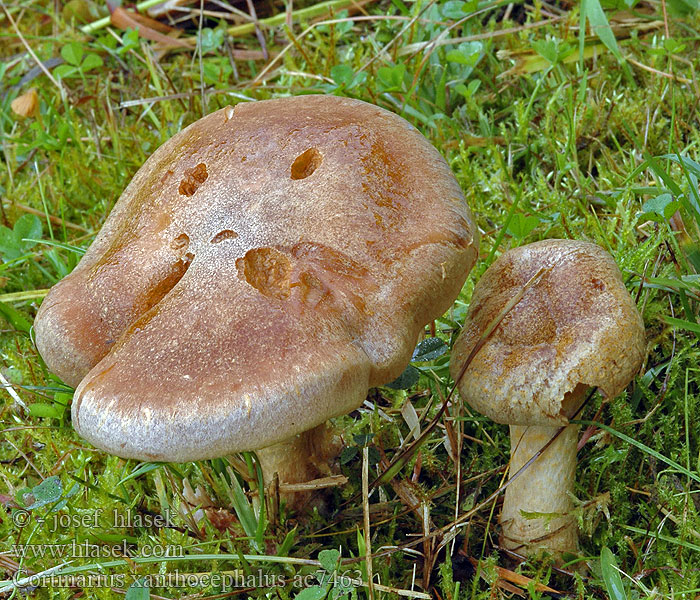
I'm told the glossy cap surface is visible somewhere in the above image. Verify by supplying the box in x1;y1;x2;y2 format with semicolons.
35;95;479;461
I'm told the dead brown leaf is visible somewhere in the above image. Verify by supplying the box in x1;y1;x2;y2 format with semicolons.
111;7;192;48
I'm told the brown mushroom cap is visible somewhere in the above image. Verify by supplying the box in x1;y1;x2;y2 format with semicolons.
35;95;479;462
450;239;645;426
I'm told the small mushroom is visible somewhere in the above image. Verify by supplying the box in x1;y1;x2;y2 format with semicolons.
449;239;645;557
34;96;479;506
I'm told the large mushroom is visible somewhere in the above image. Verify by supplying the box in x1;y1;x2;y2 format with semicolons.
34;95;479;505
450;239;645;557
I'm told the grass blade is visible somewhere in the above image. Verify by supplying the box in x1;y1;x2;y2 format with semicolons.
600;547;627;600
582;0;623;62
117;463;163;485
226;466;259;545
0;302;33;333
574;420;700;484
664;315;700;335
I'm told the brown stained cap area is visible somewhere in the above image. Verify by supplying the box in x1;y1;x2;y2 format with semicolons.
290;148;322;180
236;247;293;301
178;163;208;196
449;239;646;427
34;95;479;462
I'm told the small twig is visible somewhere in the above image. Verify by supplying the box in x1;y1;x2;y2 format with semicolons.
0;562;72;594
626;55;693;85
345;576;430;599
5;437;45;479
639;245;665;319
12;202;89;232
358;1;435;73
0;370;28;412
197;0;206;115
80;0;167;33
285;0;293;31
206;0;252;22
245;0;268;61
466;556;562;595
0;0;65;96
223;35;240;83
398;16;565;56
229;0;371;37
0;289;50;303
406;3;499;96
278;474;347;492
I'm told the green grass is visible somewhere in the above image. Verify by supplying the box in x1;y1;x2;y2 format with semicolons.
2;0;700;598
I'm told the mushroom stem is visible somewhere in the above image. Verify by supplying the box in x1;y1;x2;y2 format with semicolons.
255;424;340;510
500;423;579;557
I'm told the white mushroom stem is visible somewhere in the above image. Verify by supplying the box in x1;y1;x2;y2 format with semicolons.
255;424;340;510
500;423;579;557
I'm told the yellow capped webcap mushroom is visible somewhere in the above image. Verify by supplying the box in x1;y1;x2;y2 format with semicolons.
34;95;479;505
450;239;645;558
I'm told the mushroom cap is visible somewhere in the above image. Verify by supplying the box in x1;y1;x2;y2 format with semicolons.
34;95;479;461
449;239;645;427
